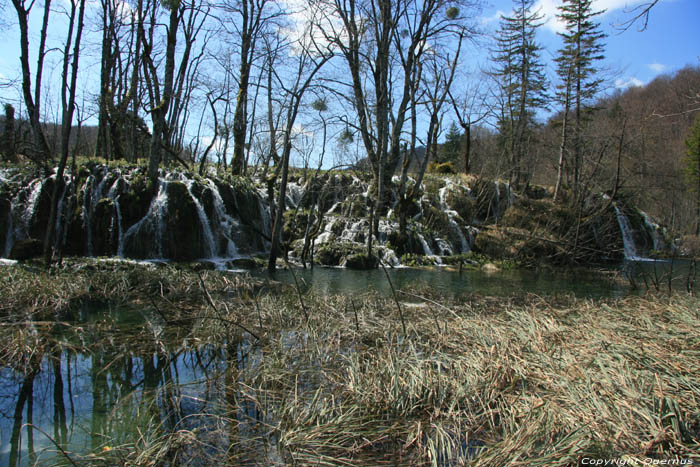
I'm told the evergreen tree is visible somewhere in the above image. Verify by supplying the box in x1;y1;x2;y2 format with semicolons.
440;121;463;165
684;113;700;235
553;0;606;201
490;0;548;187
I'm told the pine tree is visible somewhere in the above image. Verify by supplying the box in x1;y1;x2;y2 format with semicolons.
553;0;606;201
490;0;548;187
440;121;463;165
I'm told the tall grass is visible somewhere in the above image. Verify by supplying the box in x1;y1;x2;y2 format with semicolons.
1;262;698;465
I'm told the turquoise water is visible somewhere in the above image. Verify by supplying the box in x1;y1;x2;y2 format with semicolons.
254;265;627;299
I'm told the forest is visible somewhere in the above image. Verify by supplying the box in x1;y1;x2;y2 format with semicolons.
0;0;698;268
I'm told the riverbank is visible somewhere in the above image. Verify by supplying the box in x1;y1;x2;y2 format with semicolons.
0;262;698;465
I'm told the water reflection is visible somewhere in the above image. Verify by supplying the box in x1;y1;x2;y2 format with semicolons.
0;314;277;466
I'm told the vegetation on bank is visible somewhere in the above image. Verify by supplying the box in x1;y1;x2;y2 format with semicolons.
1;262;698;465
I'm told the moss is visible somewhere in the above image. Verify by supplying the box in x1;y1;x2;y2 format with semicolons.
445;187;475;222
120;174;156;230
163;181;203;261
345;253;378;269
316;241;363;266
427;161;457;174
92;198;118;256
387;229;424;256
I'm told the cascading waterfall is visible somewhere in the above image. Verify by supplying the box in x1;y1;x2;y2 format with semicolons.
3;208;13;258
439;183;472;253
181;177;216;258
613;204;643;260
120;180;169;258
107;176;124;253
205;179;240;258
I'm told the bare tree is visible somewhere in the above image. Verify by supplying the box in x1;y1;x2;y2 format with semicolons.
316;0;480;256
220;0;282;175
267;21;332;273
44;0;88;263
11;0;53;166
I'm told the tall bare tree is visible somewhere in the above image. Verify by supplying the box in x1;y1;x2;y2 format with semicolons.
11;0;53;165
44;0;87;263
317;0;479;256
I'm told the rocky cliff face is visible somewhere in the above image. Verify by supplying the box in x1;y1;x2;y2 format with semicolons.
0;164;665;266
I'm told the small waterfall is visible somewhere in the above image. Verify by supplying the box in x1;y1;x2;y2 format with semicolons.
53;176;71;250
613;204;644;260
439;182;471;254
107;176;124;253
182;178;216;258
3;208;13;258
206;179;240;258
640;211;664;251
120;180;169;258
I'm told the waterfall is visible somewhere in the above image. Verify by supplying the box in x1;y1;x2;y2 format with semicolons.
53;176;71;251
120;180;169;258
206;179;240;258
3;208;12;258
181;178;216;258
107;176;124;253
439;182;471;254
613;204;644;260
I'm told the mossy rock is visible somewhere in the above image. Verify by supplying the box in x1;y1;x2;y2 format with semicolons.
388;229;424;256
0;194;10;251
473;228;516;260
502;198;574;237
120;175;156;230
28;177;58;240
283;209;316;242
339;195;368;218
471;178;501;221
445;187;475;223
420;202;452;239
427;161;457;174
10;238;43;260
163;181;204;261
92;198;119;256
316;241;362;266
345;253;378;269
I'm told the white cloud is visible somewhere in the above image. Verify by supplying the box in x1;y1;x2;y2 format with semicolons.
615;76;644;89
533;0;650;34
648;62;667;72
481;10;506;25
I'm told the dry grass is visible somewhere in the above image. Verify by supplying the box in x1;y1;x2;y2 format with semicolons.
1;263;698;466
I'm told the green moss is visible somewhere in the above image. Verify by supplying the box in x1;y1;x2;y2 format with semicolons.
345;253;378;269
316;241;363;266
445;187;475;222
427;161;457;174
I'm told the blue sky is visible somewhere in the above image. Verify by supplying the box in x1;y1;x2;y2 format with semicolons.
481;0;700;92
0;0;697;155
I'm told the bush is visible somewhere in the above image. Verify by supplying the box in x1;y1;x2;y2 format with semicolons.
427;161;457;174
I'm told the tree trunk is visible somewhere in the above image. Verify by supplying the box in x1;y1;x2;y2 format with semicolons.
44;0;86;264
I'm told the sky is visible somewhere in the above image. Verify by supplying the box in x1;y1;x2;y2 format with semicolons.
481;0;700;93
0;0;698;160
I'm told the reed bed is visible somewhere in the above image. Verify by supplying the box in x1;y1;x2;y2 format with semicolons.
0;263;698;466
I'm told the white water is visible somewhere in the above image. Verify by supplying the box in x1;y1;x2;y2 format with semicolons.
182;178;216;258
613;204;646;261
206;179;241;258
120;180;169;258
